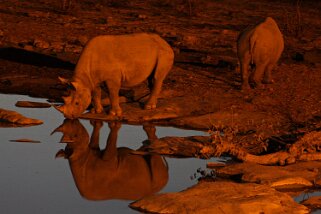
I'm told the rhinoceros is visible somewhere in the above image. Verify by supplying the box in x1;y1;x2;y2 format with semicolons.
55;33;174;119
54;119;168;200
237;17;284;90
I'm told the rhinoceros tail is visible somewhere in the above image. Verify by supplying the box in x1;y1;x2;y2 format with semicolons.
249;32;257;65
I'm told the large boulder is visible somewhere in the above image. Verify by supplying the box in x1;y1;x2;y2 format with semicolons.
130;181;309;214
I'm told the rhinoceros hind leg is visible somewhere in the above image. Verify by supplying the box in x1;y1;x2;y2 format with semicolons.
145;50;174;110
241;63;251;91
252;61;269;88
262;63;275;84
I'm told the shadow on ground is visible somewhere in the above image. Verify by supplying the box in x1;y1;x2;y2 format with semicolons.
0;47;75;70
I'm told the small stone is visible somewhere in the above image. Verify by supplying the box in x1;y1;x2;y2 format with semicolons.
106;16;116;26
64;44;82;53
23;45;34;51
138;14;147;19
302;196;321;209
0;108;43;126
33;38;50;49
72;46;83;54
77;35;89;46
15;101;51;108
50;41;65;52
182;35;199;46
10;139;41;143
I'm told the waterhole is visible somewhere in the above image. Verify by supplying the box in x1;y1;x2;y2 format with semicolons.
0;94;224;214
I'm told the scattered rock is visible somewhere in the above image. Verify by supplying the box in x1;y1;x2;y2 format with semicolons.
142;112;179;121
50;41;65;52
23;45;34;51
216;161;321;190
138;14;147;19
27;11;50;18
106;16;117;26
33;38;50;49
182;35;200;47
0;108;43;126
221;29;237;37
10;139;41;143
206;162;226;169
130;181;309;214
64;44;82;53
270;177;313;189
77;35;89;46
302;196;321;209
138;135;210;158
15;101;51;108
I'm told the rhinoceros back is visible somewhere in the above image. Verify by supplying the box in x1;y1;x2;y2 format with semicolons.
74;33;172;87
249;17;284;64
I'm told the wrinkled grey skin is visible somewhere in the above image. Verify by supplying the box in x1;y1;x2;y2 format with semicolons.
56;33;174;119
237;17;284;90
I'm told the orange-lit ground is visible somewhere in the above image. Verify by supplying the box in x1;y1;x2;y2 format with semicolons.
1;0;320;137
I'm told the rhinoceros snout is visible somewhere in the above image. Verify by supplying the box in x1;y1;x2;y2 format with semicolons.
53;104;75;119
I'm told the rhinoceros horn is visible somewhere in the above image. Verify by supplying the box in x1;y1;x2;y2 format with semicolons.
62;96;72;104
53;104;65;114
58;76;70;85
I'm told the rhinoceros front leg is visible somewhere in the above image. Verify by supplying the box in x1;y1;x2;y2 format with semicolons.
106;81;122;116
91;86;104;114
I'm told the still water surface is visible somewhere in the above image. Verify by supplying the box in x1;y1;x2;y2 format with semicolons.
0;94;222;214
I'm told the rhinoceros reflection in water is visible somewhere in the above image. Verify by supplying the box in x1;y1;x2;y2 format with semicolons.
54;119;168;201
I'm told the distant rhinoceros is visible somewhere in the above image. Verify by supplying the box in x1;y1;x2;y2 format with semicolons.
54;119;169;201
237;17;284;90
55;33;174;119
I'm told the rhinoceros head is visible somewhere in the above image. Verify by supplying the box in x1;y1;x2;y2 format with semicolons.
55;77;91;119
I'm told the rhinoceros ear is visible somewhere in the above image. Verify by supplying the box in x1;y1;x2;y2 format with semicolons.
62;96;72;104
71;81;81;91
58;76;70;85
